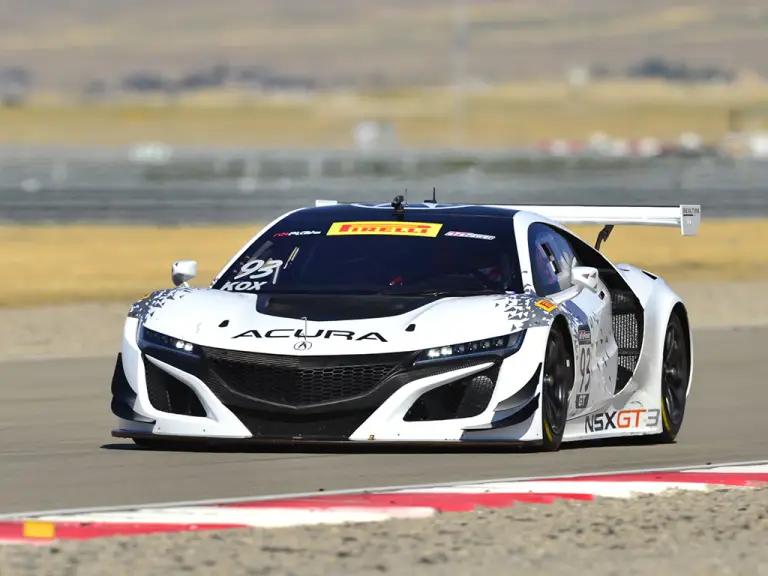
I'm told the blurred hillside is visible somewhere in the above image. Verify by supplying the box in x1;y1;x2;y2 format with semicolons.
0;0;765;95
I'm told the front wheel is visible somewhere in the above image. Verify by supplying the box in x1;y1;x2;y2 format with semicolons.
656;311;690;443
540;328;574;452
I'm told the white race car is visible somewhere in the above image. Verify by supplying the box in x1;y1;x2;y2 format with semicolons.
110;197;701;451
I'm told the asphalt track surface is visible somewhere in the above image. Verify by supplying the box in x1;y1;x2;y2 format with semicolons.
1;325;765;516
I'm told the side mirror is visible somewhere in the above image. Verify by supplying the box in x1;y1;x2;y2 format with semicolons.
171;260;197;287
571;266;599;293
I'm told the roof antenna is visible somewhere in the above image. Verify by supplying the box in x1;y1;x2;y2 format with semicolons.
391;194;405;217
424;186;437;204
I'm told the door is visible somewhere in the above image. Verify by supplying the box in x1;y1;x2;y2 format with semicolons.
527;223;618;416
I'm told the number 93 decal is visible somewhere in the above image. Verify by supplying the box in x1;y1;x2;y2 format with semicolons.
221;258;284;292
578;346;592;392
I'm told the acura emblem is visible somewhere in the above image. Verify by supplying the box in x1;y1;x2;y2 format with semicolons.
294;316;311;351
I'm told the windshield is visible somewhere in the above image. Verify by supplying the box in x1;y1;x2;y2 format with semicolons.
212;212;524;296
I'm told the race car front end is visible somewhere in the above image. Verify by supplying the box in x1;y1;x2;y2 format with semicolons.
110;297;552;446
110;202;563;446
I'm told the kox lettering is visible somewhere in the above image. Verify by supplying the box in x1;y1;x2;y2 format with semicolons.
233;329;388;342
221;258;283;292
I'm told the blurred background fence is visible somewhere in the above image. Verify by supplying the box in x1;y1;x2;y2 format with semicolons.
2;1;768;225
0;144;766;224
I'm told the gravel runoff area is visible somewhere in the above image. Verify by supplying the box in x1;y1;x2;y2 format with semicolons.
2;486;768;575
1;281;767;362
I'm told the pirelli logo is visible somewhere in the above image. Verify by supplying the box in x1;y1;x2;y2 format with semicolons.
327;221;443;237
535;298;558;313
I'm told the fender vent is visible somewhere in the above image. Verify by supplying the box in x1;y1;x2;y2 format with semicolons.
610;289;644;392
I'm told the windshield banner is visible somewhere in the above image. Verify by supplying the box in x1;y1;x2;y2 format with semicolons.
326;221;443;238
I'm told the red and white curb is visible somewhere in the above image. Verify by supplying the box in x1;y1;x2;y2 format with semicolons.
2;461;768;544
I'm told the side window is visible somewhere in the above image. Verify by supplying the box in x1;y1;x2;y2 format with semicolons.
550;232;580;289
528;223;581;295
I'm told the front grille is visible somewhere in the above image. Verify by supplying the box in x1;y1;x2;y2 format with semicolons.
200;347;415;407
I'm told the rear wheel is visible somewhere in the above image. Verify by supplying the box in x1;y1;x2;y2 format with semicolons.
656;311;689;442
541;328;573;452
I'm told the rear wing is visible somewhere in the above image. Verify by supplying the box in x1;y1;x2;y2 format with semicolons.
492;204;701;237
496;204;701;251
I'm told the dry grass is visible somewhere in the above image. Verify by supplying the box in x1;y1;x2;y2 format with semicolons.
3;0;768;88
5;81;768;147
1;219;764;308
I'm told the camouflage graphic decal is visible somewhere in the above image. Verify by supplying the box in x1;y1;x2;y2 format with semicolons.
127;287;195;324
494;292;593;340
495;293;560;332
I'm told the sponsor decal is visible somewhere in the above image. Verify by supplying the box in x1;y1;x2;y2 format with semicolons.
233;329;388;342
327;221;442;238
577;327;591;345
584;408;660;433
272;230;322;237
444;231;495;241
575;393;589;409
682;206;701;217
535;298;558;313
221;258;283;292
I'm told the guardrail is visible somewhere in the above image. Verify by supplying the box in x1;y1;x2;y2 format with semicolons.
0;145;728;189
0;146;764;224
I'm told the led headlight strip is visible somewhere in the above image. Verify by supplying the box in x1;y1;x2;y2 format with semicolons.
138;325;199;355
416;330;525;364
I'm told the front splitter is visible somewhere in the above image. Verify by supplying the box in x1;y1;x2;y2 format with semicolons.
111;429;531;450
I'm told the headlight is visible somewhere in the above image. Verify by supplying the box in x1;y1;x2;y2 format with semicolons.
416;331;525;364
137;325;200;356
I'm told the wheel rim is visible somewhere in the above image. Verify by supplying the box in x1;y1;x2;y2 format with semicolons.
542;335;568;437
662;321;687;426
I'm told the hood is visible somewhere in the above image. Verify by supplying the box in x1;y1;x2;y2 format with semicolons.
128;287;558;356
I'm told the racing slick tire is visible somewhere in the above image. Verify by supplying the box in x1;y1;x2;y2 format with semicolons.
541;326;574;452
655;310;690;443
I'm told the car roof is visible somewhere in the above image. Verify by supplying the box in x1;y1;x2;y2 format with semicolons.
293;202;521;221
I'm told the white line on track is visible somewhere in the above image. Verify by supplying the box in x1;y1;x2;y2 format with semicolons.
0;353;115;365
2;458;767;521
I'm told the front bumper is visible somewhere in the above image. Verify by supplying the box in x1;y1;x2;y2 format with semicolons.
112;320;547;444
